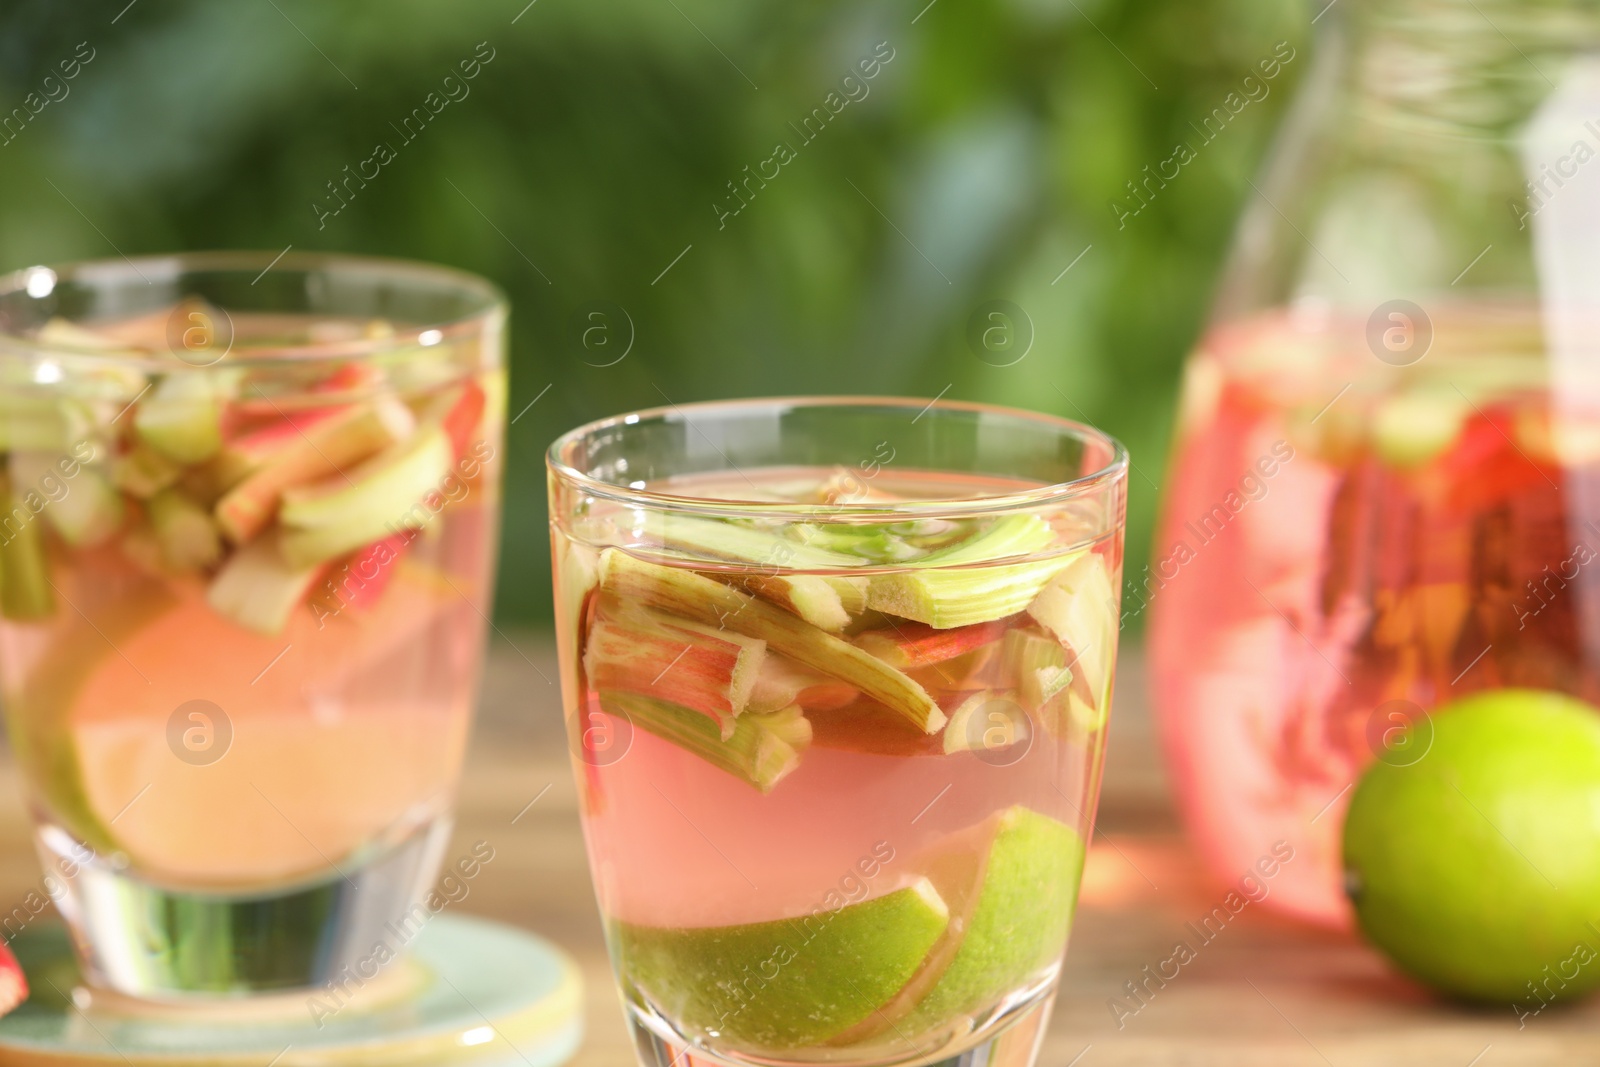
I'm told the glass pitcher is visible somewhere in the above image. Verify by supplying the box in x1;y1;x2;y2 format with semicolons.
1148;0;1600;925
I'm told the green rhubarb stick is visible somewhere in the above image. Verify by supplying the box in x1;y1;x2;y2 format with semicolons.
206;530;324;635
1026;552;1117;715
147;488;223;572
1000;629;1073;713
598;690;811;792
113;443;183;499
867;515;1079;628
585;599;766;738
644;513;868;632
598;549;944;733
277;426;452;568
784;522;920;563
214;397;416;544
0;474;54;620
135;374;224;464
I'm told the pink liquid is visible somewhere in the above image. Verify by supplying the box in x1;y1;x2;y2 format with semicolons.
554;466;1121;1055
1150;307;1591;925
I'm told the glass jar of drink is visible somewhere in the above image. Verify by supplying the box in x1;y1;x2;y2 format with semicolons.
1148;0;1600;925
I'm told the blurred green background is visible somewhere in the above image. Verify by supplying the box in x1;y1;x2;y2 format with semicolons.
0;0;1305;624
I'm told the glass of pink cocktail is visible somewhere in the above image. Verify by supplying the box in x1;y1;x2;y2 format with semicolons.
0;253;505;995
548;398;1126;1067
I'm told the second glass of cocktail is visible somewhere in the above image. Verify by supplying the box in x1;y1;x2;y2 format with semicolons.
0;252;505;996
548;398;1125;1067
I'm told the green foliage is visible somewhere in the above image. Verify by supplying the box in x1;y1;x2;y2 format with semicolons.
0;0;1306;623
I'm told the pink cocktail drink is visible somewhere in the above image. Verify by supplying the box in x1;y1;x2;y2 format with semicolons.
0;253;505;995
549;400;1126;1067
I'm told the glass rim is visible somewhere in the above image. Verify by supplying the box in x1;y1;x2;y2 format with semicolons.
546;395;1130;521
0;249;507;370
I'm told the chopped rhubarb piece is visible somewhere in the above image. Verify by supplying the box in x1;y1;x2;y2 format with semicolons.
586;599;766;738
0;938;26;1016
854;617;1011;669
206;530;325;635
327;533;411;612
942;690;1031;756
135;373;224;464
599;690;810;792
0;397;91;453
999;628;1072;713
275;428;451;572
598;549;944;732
418;378;487;459
113;443;183;499
0;474;53;620
147;489;223;572
215;397;416;545
9;455;124;547
646;513;868;631
747;654;833;713
732;572;867;632
1026;552;1117;714
277;425;452;569
867;515;1073;628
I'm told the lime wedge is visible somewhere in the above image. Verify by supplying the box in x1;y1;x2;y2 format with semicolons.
854;806;1085;1040
616;879;949;1051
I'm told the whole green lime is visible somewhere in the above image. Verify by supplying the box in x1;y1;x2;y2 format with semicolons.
1344;688;1600;1003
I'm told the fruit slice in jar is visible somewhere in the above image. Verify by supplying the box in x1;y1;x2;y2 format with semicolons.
1371;390;1471;470
37;566;464;885
867;516;1075;628
616;878;951;1051
214;397;416;544
843;806;1086;1041
277;424;452;568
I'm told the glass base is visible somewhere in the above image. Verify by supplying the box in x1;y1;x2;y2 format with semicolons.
625;981;1057;1067
37;816;452;998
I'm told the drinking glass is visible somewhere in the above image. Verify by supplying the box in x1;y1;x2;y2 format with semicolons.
1148;0;1600;924
548;397;1125;1067
0;252;506;995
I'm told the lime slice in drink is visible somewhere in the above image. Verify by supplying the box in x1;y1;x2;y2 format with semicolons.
870;806;1086;1038
1344;688;1600;1002
18;565;466;885
615;879;950;1051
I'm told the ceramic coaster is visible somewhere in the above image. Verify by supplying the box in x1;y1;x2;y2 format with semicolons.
0;914;583;1066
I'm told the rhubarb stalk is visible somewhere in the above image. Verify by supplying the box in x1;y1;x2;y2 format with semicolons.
598;549;945;732
867;515;1079;628
585;598;766;738
645;513;868;631
598;690;811;792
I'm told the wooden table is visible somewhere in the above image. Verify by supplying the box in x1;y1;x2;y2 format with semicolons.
3;639;1595;1066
